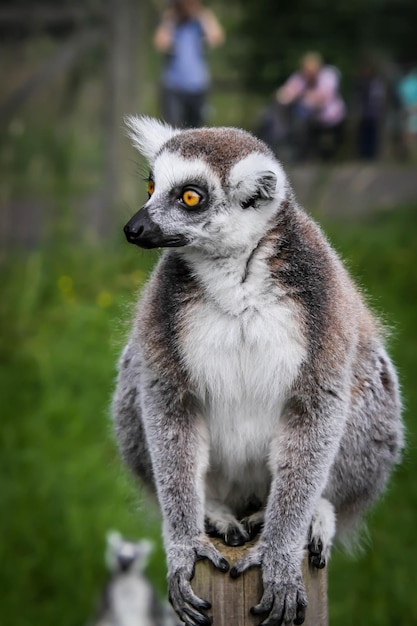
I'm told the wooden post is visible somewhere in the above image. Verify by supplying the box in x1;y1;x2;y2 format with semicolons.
191;538;328;626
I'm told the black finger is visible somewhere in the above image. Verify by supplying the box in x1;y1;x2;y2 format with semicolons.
230;549;260;579
309;553;326;569
183;605;212;626
216;556;230;572
241;518;263;539
259;598;285;626
196;544;230;572
250;589;273;616
294;593;307;624
179;580;212;611
308;538;323;556
250;604;268;616
178;610;205;626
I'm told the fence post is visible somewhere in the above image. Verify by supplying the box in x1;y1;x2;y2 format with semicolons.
191;537;328;626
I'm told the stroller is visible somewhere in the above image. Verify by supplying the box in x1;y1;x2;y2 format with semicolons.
254;100;295;162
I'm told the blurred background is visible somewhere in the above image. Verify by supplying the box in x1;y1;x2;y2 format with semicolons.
1;0;416;624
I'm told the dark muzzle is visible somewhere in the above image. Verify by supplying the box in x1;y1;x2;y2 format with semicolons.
124;208;188;249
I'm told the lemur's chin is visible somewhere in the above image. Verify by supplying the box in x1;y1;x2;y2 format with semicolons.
129;236;189;250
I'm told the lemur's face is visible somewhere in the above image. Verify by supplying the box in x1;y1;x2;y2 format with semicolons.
105;531;152;574
124;118;287;256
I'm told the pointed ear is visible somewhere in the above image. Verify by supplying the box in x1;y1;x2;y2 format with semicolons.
125;115;180;162
135;539;154;572
228;153;285;208
105;530;122;571
254;171;278;200
233;170;278;209
106;530;122;549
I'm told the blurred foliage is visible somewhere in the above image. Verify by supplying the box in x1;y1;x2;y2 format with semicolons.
0;240;164;626
1;203;417;625
322;206;417;624
237;0;417;93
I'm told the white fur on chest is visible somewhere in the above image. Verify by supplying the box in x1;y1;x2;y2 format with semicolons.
110;574;154;626
180;255;306;490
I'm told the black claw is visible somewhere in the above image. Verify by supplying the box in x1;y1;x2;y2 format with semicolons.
308;538;326;569
294;603;306;625
229;566;240;579
309;551;326;569
217;558;230;572
250;605;267;616
241;518;263;540
308;539;322;556
224;527;247;546
200;600;212;610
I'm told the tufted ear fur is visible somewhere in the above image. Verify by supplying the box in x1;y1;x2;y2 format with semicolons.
240;172;277;209
228;152;285;209
125;115;180;162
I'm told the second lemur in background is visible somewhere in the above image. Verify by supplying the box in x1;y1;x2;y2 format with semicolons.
92;532;180;626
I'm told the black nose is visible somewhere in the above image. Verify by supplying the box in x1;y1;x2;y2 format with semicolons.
124;208;164;249
123;207;189;249
124;221;144;243
118;555;134;572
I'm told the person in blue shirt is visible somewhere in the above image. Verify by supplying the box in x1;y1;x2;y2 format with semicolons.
154;0;224;128
397;66;417;158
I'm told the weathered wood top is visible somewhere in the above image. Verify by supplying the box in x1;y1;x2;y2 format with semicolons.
191;537;328;626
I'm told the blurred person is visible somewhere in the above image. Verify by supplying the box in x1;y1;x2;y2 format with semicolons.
276;52;346;161
354;62;386;159
154;0;224;128
397;65;417;159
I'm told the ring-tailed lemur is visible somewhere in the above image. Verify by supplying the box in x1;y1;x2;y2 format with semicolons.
113;116;403;626
92;532;158;626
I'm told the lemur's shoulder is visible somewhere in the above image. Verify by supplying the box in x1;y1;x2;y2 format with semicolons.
266;200;375;369
134;252;202;385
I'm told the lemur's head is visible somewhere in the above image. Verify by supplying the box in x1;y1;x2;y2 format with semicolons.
124;117;288;256
105;531;153;575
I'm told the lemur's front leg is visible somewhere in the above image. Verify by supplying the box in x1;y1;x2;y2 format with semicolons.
231;391;346;626
141;373;229;626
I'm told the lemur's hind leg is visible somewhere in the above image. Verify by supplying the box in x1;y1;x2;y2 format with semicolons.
205;500;250;547
308;498;336;569
241;509;264;540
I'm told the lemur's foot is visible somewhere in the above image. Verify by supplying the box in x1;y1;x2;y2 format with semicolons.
308;498;336;569
205;516;249;546
241;510;264;540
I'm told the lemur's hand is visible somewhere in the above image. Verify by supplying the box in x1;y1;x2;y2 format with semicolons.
230;541;307;625
167;535;229;626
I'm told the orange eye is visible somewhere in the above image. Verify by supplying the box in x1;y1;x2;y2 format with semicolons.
147;180;155;196
182;189;201;207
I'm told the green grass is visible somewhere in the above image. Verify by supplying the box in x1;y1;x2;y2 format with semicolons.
1;205;417;626
320;207;417;625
